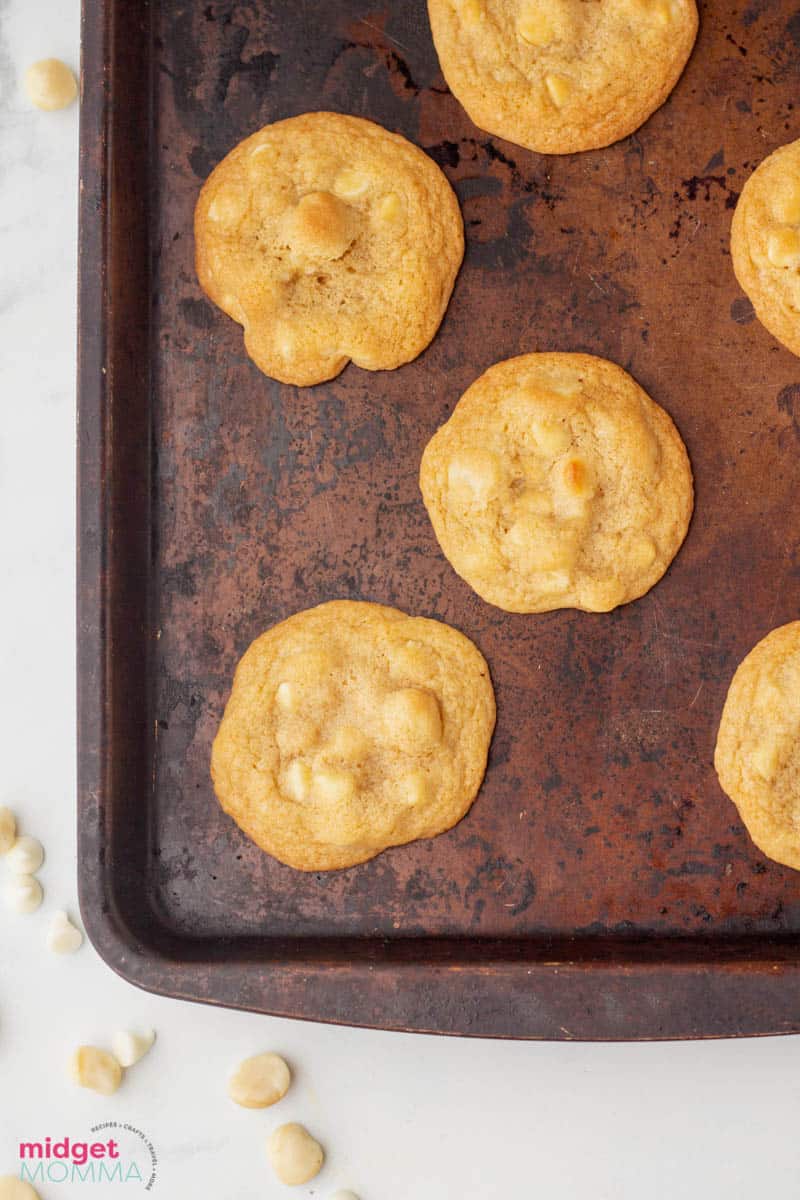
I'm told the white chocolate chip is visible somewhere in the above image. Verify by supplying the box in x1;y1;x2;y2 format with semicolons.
334;168;370;199
111;1028;156;1068
767;227;800;268
46;910;84;954
6;835;45;875
24;58;77;110
267;1123;324;1186
312;768;357;805
518;10;556;46
446;449;501;508
382;688;443;749
276;681;297;711
284;759;313;803
325;726;370;763
207;188;247;225
228;1052;291;1108
0;807;16;855
0;1178;42;1200
530;417;572;456
69;1046;123;1095
4;874;43;914
400;771;430;807
545;73;571;108
376;192;402;223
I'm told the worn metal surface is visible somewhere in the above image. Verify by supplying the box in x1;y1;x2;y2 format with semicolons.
78;0;800;1037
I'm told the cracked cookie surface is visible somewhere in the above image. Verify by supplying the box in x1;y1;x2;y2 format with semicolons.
731;137;800;358
427;0;698;154
211;601;496;871
194;112;464;386
420;352;693;614
715;622;800;871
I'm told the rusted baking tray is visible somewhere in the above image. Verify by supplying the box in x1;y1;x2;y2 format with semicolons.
77;0;800;1039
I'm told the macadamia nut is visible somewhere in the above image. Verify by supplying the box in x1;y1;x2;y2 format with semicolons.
0;807;16;854
4;874;43;914
70;1046;123;1095
24;58;78;110
267;1123;324;1186
6;835;44;875
0;1178;42;1200
228;1052;291;1108
46;911;83;954
111;1028;155;1068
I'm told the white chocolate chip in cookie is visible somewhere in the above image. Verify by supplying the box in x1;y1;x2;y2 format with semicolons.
284;191;358;269
530;417;572;456
629;534;657;569
503;516;577;573
283;760;313;803
4;874;43;914
70;1047;123;1096
111;1028;156;1068
400;771;431;807
750;735;786;782
312;767;357;805
46;910;84;955
24;58;77;110
207;187;247;226
228;1052;291;1108
767;227;800;268
6;835;44;875
334;167;371;199
0;1178;42;1200
545;74;572;109
382;688;443;749
276;681;298;711
518;8;556;46
0;806;16;854
267;1123;324;1186
447;449;501;508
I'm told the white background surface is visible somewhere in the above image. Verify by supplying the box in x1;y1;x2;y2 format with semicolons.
2;1;800;1197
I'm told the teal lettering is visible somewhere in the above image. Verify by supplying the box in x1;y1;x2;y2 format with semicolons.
19;1164;44;1183
125;1163;144;1182
99;1162;124;1182
71;1163;97;1183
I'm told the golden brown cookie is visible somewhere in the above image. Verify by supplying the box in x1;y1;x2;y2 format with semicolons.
211;601;495;871
194;113;464;387
427;0;698;154
731;137;800;357
714;622;800;871
420;352;693;613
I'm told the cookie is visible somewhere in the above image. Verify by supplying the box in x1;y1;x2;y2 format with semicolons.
194;112;464;387
211;601;495;871
420;353;693;613
427;0;698;154
714;622;800;871
731;138;800;358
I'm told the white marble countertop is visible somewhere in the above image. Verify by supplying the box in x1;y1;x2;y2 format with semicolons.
2;1;800;1196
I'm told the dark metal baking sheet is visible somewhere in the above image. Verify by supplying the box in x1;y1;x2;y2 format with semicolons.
78;0;800;1038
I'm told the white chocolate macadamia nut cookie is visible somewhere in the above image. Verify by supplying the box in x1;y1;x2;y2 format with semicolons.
420;353;693;614
195;112;464;386
731;137;800;357
427;0;698;154
267;1123;324;1186
715;622;800;871
211;601;496;871
228;1052;291;1108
